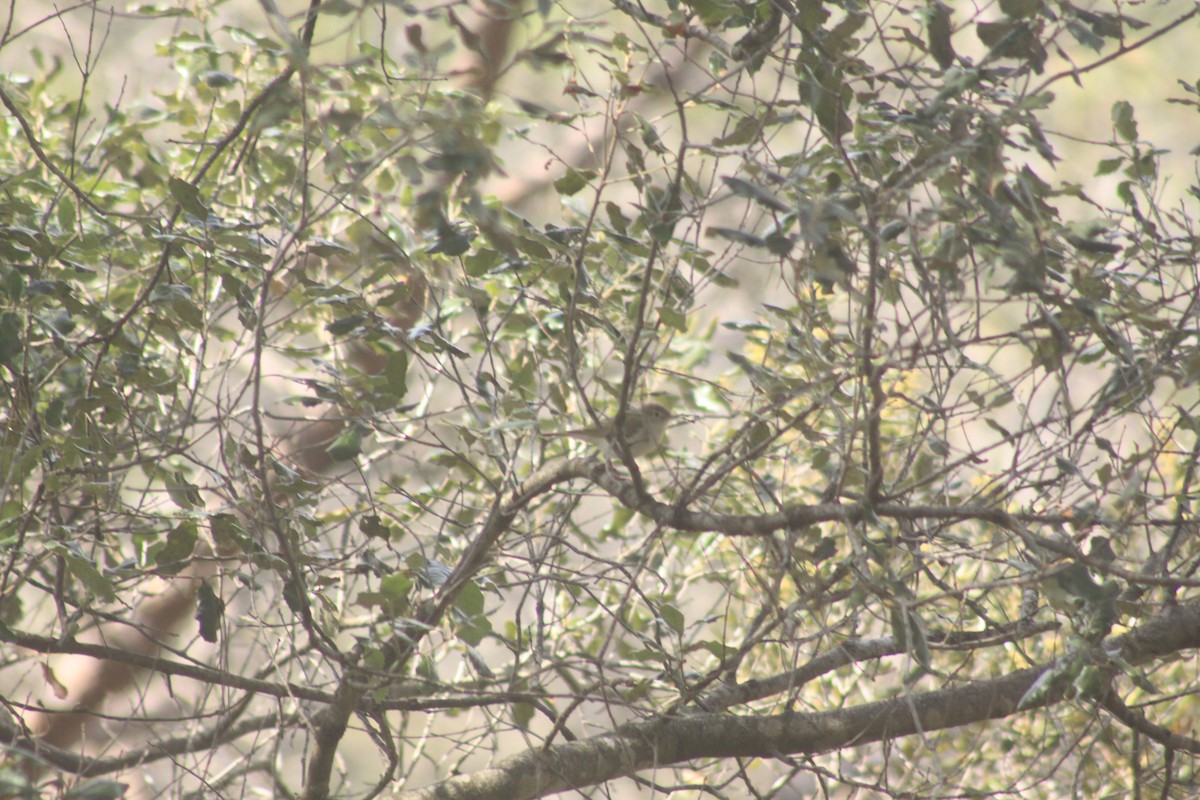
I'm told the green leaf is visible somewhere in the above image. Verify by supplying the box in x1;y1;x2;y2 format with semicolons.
1111;100;1137;142
682;0;739;28
282;578;305;615
65;554;117;603
605;201;630;234
1110;653;1159;696
1065;19;1105;52
657;602;685;634
811;536;838;562
454;581;492;646
464;248;503;277
324;425;363;461
57;194;76;230
1018;660;1070;710
427;224;476;256
983;418;1012;438
326;315;369;336
456;580;485;617
359;514;392;541
722;176;789;212
382;572;414;600
999;0;1042;19
707;226;765;247
195;580;225;643
0;312;23;366
811;75;853;141
879;219;907;241
168;176;211;217
356;572;412;616
554;168;594;196
713;114;762;147
153;522;198;570
384;351;409;402
926;1;955;70
200;70;238;88
211;513;252;555
976;19;1047;71
657;306;687;332
64;779;128;800
1116;180;1135;207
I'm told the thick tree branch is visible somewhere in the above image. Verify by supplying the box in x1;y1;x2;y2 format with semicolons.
0;710;295;777
301;677;365;800
1;626;338;706
584;476;1200;590
1101;692;1200;755
691;620;1057;713
397;602;1200;800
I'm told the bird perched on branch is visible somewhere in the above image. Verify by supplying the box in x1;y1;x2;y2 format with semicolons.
552;403;672;458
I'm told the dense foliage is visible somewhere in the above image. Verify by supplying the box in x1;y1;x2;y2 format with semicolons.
2;1;1200;798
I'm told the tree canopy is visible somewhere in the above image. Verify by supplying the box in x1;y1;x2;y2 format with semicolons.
2;1;1200;798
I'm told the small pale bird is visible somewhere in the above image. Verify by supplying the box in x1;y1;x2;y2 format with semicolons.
555;403;672;457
